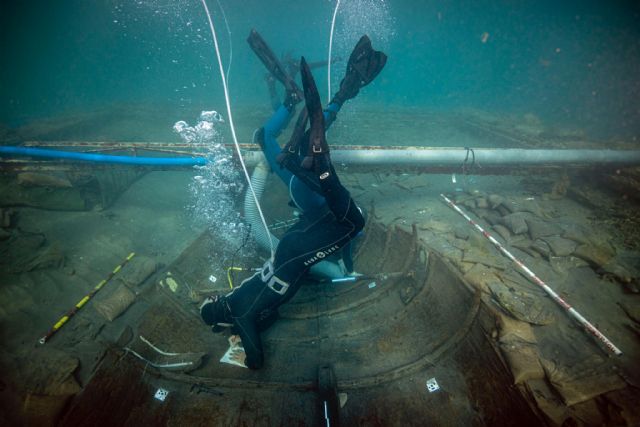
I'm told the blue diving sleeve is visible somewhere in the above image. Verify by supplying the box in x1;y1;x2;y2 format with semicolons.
262;104;295;184
323;102;341;130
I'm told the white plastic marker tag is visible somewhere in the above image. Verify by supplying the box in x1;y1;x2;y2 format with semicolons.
451;173;457;183
426;378;440;393
209;275;217;283
154;388;169;401
368;282;377;289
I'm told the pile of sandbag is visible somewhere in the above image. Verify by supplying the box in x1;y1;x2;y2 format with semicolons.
452;191;639;292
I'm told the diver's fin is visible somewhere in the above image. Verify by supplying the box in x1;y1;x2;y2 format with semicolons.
300;56;330;170
331;35;387;106
247;29;303;105
348;35;387;86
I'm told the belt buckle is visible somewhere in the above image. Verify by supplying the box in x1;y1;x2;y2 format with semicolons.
261;259;274;282
267;276;289;295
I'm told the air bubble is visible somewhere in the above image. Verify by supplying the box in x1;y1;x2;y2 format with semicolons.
174;111;253;261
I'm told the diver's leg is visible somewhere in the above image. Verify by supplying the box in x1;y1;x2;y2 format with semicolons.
225;273;273;369
281;58;366;224
272;206;363;303
200;269;282;370
263;104;294;138
305;65;365;227
323;102;341;130
256;105;295;185
200;208;363;370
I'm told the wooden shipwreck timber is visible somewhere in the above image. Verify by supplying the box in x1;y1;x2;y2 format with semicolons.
58;221;544;426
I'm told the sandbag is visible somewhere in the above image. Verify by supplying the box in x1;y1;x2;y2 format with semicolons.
117;255;157;288
541;356;626;406
94;284;136;321
498;316;545;384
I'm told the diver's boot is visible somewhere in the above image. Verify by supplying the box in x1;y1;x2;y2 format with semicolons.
330;35;387;107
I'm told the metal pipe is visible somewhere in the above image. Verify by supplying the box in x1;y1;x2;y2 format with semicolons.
241;148;640;167
3;145;640;168
320;148;640;166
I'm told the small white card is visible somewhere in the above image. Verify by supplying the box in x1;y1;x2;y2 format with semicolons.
220;335;247;368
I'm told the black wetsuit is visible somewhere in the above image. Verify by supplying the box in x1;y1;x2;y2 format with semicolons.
223;148;364;369
202;42;384;369
202;105;364;369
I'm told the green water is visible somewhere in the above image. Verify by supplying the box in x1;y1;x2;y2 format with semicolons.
1;0;639;142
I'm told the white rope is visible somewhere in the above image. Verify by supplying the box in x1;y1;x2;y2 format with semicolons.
200;0;275;257
140;335;180;356
327;0;342;104
213;0;232;84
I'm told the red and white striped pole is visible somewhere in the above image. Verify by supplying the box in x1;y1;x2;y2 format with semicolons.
441;194;622;356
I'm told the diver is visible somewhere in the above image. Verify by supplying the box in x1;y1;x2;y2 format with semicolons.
200;35;387;370
248;29;385;274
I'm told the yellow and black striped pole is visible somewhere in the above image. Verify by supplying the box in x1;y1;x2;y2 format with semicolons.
39;252;136;344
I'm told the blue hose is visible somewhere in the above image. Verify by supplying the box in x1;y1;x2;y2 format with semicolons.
0;146;207;166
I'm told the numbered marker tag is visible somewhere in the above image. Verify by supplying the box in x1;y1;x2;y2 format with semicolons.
426;378;439;393
154;388;169;401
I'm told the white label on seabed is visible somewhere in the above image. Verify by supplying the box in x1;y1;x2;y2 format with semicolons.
154;388;169;401
426;378;440;393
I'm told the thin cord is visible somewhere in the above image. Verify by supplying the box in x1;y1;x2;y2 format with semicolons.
328;0;341;104
200;0;275;257
214;0;232;84
228;223;251;287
